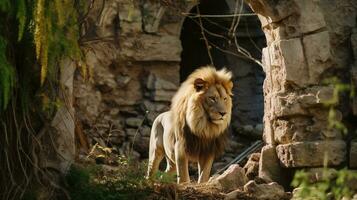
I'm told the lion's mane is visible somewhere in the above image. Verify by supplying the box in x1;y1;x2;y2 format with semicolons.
170;66;233;157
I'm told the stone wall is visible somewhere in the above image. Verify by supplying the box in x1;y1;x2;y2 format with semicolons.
74;0;267;159
246;0;357;183
74;0;184;158
73;0;357;183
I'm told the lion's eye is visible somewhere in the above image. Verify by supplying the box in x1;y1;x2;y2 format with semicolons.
223;97;227;101
209;97;216;102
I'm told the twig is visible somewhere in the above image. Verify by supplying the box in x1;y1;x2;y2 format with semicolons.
196;6;214;66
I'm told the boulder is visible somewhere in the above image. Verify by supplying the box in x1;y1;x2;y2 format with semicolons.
209;164;248;192
244;180;288;200
276;140;346;167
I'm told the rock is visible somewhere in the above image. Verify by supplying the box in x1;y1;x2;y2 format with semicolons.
209;164;248;192
116;75;131;87
224;189;252;200
276;38;309;87
142;100;156;112
151;90;176;102
295;0;326;33
303;31;332;84
146;73;178;91
276;140;346;168
125;117;143;127
259;145;284;184
244;180;287;200
244;153;260;180
131;136;150;157
140;126;151;137
125;128;137;137
350;141;357;169
122;35;182;62
141;1;166;33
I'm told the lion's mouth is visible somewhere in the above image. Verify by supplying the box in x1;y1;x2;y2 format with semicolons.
211;118;224;123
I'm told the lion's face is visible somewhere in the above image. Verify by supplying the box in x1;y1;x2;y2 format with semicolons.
184;75;233;139
201;84;232;125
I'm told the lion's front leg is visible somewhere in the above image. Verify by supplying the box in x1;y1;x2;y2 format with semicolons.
175;141;190;183
197;154;214;183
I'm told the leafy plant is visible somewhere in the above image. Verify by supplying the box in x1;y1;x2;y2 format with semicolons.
292;169;357;200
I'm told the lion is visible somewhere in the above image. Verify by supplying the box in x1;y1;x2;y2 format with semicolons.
146;66;233;183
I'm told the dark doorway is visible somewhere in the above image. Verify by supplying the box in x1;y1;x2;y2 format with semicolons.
180;0;230;81
180;1;266;133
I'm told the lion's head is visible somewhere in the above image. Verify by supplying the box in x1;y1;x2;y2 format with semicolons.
171;66;233;139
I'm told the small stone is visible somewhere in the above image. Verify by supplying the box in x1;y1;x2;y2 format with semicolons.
125;117;143;127
244;180;287;200
209;164;248;192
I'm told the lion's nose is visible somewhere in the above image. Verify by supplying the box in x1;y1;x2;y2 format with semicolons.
219;112;226;117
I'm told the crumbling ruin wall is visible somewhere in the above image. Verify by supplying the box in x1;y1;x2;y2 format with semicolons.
74;0;357;182
246;0;357;183
74;0;187;158
74;0;266;160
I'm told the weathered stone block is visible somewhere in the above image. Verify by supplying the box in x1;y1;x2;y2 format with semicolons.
295;0;326;33
118;1;142;34
125;117;143;127
146;73;178;90
244;181;287;200
350;141;357;169
266;38;309;87
151;90;175;102
141;2;166;33
123;35;181;61
276;140;346;168
259;145;282;183
303;31;332;84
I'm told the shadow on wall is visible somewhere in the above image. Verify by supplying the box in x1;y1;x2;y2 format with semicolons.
180;0;266;136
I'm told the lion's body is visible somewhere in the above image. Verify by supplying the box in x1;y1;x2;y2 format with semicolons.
147;66;233;183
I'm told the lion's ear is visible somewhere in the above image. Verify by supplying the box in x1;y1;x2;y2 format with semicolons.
226;81;234;96
194;78;207;91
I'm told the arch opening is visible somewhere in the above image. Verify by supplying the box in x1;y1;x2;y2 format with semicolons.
179;0;267;135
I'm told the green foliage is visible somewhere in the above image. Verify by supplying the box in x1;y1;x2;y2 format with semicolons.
322;77;354;134
292;169;357;200
0;0;84;112
66;163;154;200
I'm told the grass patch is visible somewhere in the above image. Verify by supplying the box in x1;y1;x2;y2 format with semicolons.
65;157;178;200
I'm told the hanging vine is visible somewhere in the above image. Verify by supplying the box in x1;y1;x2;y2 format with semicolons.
0;0;87;199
